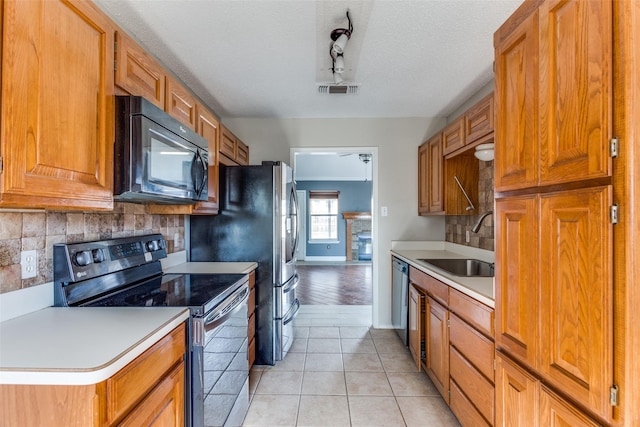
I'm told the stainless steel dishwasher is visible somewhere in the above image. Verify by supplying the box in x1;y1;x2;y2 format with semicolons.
392;257;409;346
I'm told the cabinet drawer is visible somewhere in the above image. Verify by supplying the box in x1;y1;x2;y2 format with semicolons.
450;346;494;425
450;379;491;427
106;323;185;424
449;288;493;337
410;266;449;306
449;313;495;381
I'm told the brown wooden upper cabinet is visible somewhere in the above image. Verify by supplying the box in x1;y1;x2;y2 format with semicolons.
0;0;115;210
418;133;444;215
115;31;165;109
465;93;494;144
495;0;612;192
442;117;465;156
220;125;250;166
165;75;198;130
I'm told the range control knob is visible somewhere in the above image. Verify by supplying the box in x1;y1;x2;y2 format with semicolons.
146;240;160;252
74;250;92;267
92;249;105;263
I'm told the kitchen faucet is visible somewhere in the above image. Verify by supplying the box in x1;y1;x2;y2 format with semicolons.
471;211;493;233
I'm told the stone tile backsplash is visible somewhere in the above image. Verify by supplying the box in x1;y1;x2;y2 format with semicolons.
0;203;185;294
445;160;495;251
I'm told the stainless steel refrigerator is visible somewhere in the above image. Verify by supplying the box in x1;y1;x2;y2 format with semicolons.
189;161;300;365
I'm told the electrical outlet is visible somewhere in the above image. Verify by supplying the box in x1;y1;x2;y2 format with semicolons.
21;250;37;279
466;230;470;243
381;206;388;217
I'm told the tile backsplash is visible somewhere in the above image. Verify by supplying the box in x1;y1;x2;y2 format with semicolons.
0;203;185;294
445;160;494;251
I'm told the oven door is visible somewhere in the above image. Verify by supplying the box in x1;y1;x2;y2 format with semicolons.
192;284;249;427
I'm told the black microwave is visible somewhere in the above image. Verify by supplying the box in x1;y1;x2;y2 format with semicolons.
114;96;208;204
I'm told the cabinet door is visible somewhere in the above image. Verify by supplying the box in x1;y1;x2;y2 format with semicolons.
495;196;539;369
538;0;612;185
418;134;444;215
418;142;430;215
220;125;237;162
465;93;494;144
427;134;444;213
192;104;220;214
1;0;114;210
426;296;449;402
165;75;197;130
496;354;539;427
236;139;250;165
115;31;165;108
539;186;613;422
540;386;601;427
408;284;423;371
118;362;185;427
442;117;465;155
494;8;538;191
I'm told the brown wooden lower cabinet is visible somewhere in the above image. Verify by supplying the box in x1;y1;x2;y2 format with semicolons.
496;352;601;427
408;283;424;371
408;265;496;426
425;296;450;403
0;323;186;426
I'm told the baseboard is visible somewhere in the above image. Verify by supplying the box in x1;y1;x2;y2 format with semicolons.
302;256;347;262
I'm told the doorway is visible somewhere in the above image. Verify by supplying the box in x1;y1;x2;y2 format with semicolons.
291;148;378;324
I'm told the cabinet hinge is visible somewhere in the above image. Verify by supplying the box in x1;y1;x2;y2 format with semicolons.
610;204;619;225
610;138;619;158
493;359;496;371
0;156;3;173
610;384;619;407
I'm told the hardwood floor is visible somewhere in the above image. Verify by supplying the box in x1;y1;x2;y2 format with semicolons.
296;263;372;305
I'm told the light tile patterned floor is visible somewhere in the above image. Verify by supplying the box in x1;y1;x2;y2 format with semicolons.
242;306;460;427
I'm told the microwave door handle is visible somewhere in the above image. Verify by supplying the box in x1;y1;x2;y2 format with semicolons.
191;151;207;197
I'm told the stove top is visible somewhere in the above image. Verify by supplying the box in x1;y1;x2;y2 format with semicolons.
53;234;248;316
84;273;247;316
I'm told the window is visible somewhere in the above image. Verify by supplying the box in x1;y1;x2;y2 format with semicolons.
309;191;339;241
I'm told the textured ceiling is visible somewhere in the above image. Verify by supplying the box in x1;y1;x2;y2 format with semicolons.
95;0;522;119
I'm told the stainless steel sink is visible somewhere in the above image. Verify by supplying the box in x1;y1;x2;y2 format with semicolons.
417;258;494;277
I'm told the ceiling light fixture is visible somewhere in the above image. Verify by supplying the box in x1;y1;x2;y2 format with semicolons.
330;10;353;86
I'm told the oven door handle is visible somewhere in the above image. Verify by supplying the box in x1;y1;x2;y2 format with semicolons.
203;286;249;332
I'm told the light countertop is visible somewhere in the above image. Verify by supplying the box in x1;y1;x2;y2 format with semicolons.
160;251;257;275
391;241;495;308
163;262;257;275
0;307;189;385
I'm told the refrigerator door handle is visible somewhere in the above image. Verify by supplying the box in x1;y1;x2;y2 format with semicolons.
282;273;299;294
283;299;300;326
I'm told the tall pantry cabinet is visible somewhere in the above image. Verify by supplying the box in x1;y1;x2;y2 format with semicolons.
493;0;640;425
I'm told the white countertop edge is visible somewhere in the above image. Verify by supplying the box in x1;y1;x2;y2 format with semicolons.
0;309;190;386
391;250;495;308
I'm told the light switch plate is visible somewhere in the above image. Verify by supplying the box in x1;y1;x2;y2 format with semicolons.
21;250;37;279
381;206;388;217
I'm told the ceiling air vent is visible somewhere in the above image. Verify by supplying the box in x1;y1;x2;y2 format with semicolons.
317;84;359;94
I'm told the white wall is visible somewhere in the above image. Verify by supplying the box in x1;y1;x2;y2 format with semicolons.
223;117;446;327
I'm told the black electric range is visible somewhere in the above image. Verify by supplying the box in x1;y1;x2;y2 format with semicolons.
53;234;250;427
